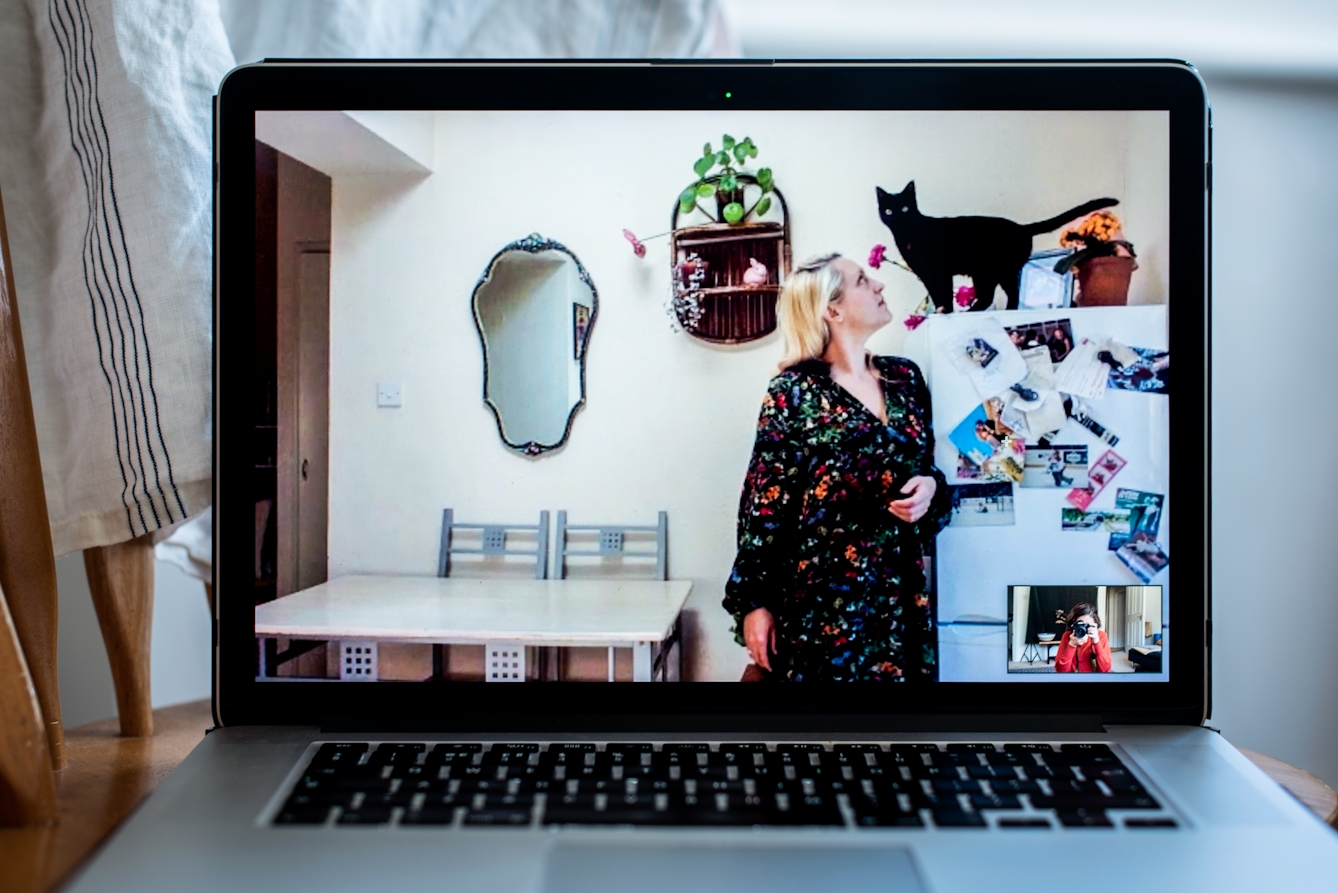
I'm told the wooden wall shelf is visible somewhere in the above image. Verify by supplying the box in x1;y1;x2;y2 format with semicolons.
668;181;791;345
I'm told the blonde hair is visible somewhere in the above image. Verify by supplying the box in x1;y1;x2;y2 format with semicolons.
777;253;844;371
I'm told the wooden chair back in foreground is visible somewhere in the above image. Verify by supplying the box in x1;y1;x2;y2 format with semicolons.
0;586;57;826
0;183;65;770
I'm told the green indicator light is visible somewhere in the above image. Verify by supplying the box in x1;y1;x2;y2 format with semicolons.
725;92;732;98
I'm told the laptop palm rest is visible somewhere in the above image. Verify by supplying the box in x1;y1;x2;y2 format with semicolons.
542;843;925;893
1138;745;1286;825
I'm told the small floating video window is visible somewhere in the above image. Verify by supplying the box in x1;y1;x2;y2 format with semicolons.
1008;585;1163;675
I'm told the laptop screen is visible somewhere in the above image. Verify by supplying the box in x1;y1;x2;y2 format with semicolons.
248;105;1172;687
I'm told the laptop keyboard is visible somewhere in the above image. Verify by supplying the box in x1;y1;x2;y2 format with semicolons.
273;741;1172;830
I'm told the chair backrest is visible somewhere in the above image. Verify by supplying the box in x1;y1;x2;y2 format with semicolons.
555;511;667;580
438;509;549;579
0;182;65;791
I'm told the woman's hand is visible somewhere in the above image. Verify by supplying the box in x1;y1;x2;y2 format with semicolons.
889;475;937;523
743;607;776;672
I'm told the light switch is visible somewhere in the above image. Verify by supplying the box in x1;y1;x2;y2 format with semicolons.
376;382;402;408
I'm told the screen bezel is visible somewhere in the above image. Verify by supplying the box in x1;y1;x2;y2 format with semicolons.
215;61;1209;728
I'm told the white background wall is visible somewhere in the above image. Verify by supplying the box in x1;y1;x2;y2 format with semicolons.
323;110;1167;684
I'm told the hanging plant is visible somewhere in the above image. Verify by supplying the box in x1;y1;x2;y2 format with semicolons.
677;134;775;225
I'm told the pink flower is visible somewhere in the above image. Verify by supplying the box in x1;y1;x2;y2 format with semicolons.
954;285;975;307
868;244;887;269
623;228;646;258
903;314;926;330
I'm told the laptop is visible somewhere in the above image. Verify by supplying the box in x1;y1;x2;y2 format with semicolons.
64;60;1338;892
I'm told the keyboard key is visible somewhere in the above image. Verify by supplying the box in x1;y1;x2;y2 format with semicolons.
1124;817;1178;829
933;779;981;794
464;809;531;826
432;742;482;751
1056;808;1112;828
998;817;1051;828
990;778;1041;795
970;794;1021;810
946;743;997;753
369;743;426;765
1003;743;1054;754
930;809;987;827
1060;743;1113;756
849;794;922;828
310;743;368;766
337;807;393;825
400;807;458;825
274;806;331;825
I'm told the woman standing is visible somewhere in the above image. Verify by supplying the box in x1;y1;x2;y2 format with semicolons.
722;254;952;682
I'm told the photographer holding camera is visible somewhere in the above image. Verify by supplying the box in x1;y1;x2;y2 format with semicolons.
1054;602;1112;673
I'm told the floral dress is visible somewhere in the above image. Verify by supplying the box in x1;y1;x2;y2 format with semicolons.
722;356;952;682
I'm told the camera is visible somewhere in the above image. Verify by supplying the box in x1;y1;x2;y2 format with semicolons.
1069;621;1091;639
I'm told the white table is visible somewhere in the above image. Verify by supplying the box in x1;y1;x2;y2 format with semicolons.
254;575;693;682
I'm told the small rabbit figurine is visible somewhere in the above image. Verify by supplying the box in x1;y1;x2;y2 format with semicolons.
742;257;768;285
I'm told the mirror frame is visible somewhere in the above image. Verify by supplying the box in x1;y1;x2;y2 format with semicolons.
471;233;598;456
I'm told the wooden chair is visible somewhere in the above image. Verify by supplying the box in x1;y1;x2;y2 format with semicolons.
0;181;156;826
554;511;678;681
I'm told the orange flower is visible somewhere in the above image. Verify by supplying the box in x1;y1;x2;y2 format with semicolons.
1060;209;1124;248
761;485;781;503
797;559;809;572
814;478;829;499
845;545;858;563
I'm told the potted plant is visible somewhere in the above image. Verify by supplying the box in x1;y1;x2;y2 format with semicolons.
678;134;774;225
1053;210;1138;306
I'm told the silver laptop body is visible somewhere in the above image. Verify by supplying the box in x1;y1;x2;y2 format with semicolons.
65;60;1338;892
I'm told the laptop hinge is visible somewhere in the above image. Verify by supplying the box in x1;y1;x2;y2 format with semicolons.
321;714;1107;736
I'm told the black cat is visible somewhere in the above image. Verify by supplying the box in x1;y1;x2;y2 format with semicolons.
875;181;1118;312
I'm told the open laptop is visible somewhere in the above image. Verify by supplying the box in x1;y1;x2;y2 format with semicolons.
64;61;1338;892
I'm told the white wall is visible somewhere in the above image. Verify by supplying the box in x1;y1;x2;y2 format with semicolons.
322;110;1168;683
1206;77;1338;790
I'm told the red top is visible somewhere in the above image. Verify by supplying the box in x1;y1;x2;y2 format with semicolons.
1054;629;1112;673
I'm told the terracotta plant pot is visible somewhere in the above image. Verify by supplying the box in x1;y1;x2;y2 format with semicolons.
1076;255;1138;306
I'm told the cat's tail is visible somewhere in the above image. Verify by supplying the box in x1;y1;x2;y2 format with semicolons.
1023;198;1120;235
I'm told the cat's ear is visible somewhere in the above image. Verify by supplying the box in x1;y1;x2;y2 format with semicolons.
903;180;916;196
876;186;889;198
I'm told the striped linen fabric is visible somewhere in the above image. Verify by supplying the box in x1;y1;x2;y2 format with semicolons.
0;0;728;556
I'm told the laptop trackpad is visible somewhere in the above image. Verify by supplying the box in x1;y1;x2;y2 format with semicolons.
543;843;925;893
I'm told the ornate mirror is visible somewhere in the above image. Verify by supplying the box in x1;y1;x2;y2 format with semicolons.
472;234;597;456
